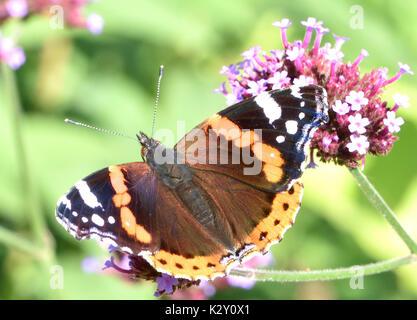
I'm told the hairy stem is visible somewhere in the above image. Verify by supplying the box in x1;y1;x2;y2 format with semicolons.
229;254;416;281
349;167;417;254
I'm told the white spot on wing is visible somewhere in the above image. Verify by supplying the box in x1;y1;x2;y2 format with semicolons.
299;112;305;120
276;135;285;143
75;180;103;209
92;214;105;227
82;217;88;223
285;120;298;134
254;92;281;124
290;85;302;99
108;216;115;224
72;211;78;217
57;194;71;210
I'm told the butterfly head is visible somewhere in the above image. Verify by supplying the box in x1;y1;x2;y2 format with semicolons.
136;131;160;160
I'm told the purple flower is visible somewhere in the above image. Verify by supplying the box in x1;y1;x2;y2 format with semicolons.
392;93;410;109
199;280;217;297
301;17;323;29
398;62;414;75
82;257;102;273
7;47;25;69
324;47;344;62
5;0;28;18
86;13;104;35
267;70;290;90
293;75;314;87
348;114;370;134
227;276;256;290
347;134;370;155
332;100;350;115
313;26;329;54
0;37;25;69
214;82;228;95
322;136;332;152
246;79;267;95
272;19;292;48
301;17;323;49
383;111;404;133
241;46;262;60
333;34;350;51
286;44;304;61
155;273;179;296
345;91;368;111
272;18;292;29
384;62;414;86
353;49;369;67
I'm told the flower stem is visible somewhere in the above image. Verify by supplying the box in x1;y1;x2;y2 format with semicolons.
349;167;417;254
229;254;416;281
0;225;42;257
1;63;46;248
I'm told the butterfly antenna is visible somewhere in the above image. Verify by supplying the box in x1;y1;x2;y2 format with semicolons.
151;65;164;138
64;118;138;142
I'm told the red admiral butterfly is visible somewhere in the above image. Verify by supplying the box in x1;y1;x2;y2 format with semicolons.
56;84;328;280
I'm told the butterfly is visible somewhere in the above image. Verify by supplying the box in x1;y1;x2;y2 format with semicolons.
56;84;328;280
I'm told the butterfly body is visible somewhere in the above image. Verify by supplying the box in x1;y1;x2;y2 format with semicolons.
56;84;328;280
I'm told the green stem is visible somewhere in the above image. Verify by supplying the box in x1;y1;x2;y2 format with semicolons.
349;167;417;254
2;63;46;248
229;254;416;281
0;225;42;257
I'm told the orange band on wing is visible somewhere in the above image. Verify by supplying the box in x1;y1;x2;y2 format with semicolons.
109;165;128;194
120;207;152;244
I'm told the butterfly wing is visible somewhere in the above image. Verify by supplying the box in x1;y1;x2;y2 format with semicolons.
175;85;328;192
56;163;161;253
56;162;302;280
56;163;233;279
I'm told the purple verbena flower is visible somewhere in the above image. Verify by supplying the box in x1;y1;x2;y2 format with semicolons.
216;17;413;168
86;13;104;35
347;134;370;155
155;273;179;296
383;111;404;133
293;75;315;87
332;100;350;115
5;0;28;18
0;36;26;69
348;113;370;134
246;79;267;96
345;90;368;111
392;93;410;109
272;18;292;48
333;34;350;52
267;70;291;90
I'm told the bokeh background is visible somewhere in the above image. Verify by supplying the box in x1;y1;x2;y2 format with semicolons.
0;0;416;299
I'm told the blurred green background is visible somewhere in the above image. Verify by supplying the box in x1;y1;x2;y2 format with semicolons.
0;0;416;299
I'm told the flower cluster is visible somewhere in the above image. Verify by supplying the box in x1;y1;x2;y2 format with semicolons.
0;33;25;69
216;17;413;168
0;0;104;70
0;0;104;33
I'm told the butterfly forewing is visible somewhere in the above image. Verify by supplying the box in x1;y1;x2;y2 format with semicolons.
175;84;328;192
